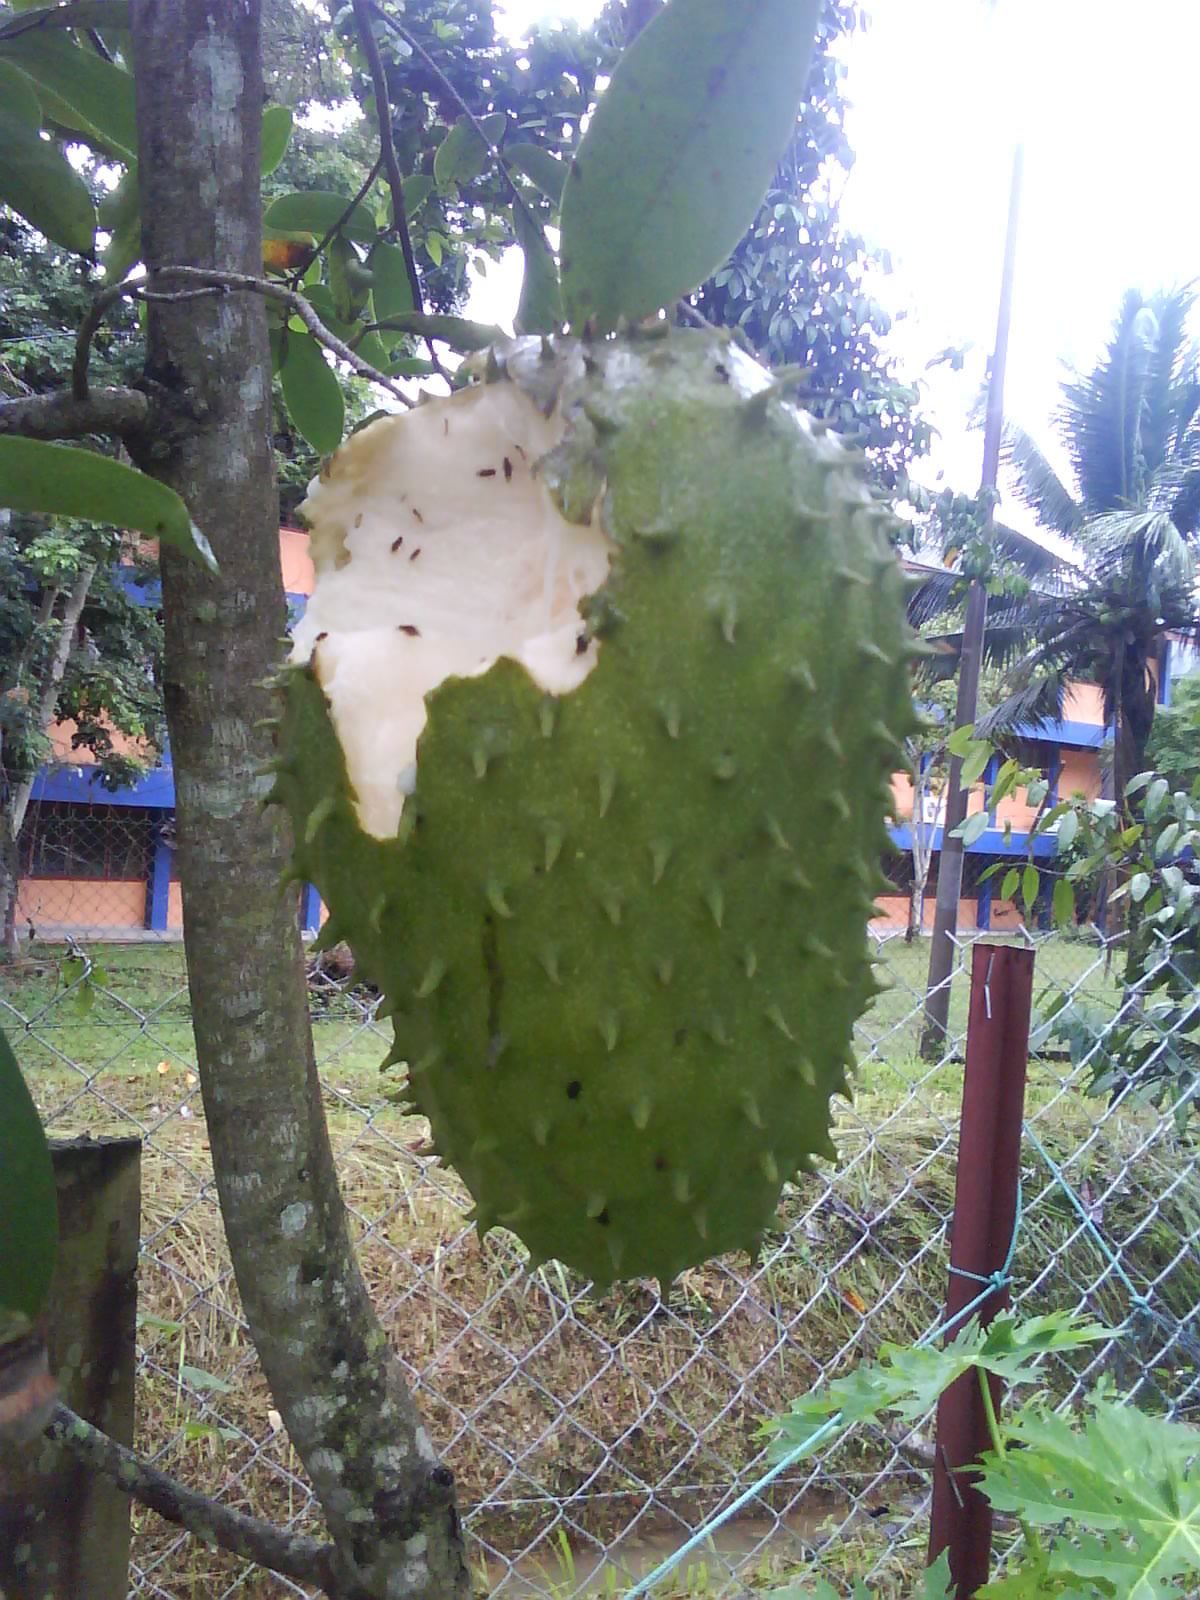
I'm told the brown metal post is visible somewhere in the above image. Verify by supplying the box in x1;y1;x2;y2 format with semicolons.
0;1136;141;1600
929;943;1033;1597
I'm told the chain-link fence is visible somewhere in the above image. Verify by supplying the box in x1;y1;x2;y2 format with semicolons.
2;912;1198;1599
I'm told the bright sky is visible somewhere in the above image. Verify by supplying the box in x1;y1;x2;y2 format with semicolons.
474;0;1200;535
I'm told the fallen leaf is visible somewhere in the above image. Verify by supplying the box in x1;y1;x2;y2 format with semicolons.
156;1061;171;1075
179;1105;193;1120
185;1071;197;1088
267;1408;283;1433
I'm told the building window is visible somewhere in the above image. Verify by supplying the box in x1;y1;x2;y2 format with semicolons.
21;803;151;881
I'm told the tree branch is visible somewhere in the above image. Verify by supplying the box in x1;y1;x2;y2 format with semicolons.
46;1402;338;1593
351;0;455;389
0;387;152;442
288;153;384;289
73;269;414;407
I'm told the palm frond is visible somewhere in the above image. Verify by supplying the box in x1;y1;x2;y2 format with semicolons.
1058;288;1157;512
1000;422;1081;535
1141;286;1197;474
991;519;1075;584
976;671;1069;741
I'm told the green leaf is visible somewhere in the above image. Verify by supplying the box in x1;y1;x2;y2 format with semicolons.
513;200;562;335
0;116;97;253
263;190;379;244
559;0;822;330
179;1363;233;1394
260;104;293;175
2;25;137;157
956;811;988;846
961;741;992;787
766;1312;1109;1466
387;356;438;377
1022;863;1040;912
0;438;217;571
368;241;414;325
98;161;141;278
279;332;344;455
0;59;42;128
433;111;506;187
399;174;434;220
371;312;505;353
1130;871;1151;904
1055;808;1079;852
0;1023;58;1322
946;723;978;758
1052;876;1075;929
1001;867;1021;901
977;1398;1200;1599
506;143;567;205
327;235;370;322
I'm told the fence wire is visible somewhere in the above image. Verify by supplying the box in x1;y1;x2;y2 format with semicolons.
2;900;1198;1600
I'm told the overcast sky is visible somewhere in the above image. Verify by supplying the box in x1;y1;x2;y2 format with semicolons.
474;0;1200;535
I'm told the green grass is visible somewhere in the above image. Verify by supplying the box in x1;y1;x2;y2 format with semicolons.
1;930;1193;1600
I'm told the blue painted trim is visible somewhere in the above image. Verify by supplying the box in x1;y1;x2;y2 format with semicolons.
1160;641;1171;707
888;823;1058;859
32;762;176;808
1048;744;1061;805
977;876;992;931
147;832;173;930
301;883;323;934
1009;717;1108;750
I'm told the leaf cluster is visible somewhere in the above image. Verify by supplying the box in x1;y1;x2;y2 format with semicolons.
764;1311;1200;1600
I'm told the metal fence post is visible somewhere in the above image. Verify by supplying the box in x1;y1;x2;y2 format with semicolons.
929;943;1034;1598
0;1135;141;1600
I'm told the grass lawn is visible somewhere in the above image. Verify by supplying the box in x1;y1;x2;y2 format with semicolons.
2;930;1194;1599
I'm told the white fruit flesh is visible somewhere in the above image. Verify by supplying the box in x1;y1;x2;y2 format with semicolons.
291;380;615;839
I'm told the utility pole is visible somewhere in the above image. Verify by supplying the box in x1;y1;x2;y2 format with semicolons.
920;141;1024;1061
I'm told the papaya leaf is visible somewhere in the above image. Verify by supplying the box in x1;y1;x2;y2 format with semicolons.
368;241;414;324
559;0;821;330
260;103;292;175
370;312;506;353
506;143;567;206
977;1398;1200;1600
279;332;345;455
0;1023;58;1323
0;438;217;572
513;201;562;335
0;112;96;253
263;190;379;244
1;24;137;156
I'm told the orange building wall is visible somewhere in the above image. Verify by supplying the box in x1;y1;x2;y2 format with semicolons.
1058;747;1102;802
16;878;145;930
281;526;315;597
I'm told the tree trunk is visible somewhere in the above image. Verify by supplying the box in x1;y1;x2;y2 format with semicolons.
907;880;925;943
0;562;96;956
125;5;469;1595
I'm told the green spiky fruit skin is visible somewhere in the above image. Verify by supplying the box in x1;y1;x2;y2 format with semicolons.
267;326;922;1291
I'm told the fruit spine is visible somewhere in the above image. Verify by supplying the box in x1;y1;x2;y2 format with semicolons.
265;324;923;1289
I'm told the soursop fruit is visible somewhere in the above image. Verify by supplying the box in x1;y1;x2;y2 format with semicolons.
267;324;922;1290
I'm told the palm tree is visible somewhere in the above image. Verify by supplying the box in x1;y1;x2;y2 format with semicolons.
912;285;1200;814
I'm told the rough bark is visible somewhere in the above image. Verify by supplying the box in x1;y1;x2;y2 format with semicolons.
125;5;469;1595
1;562;97;957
